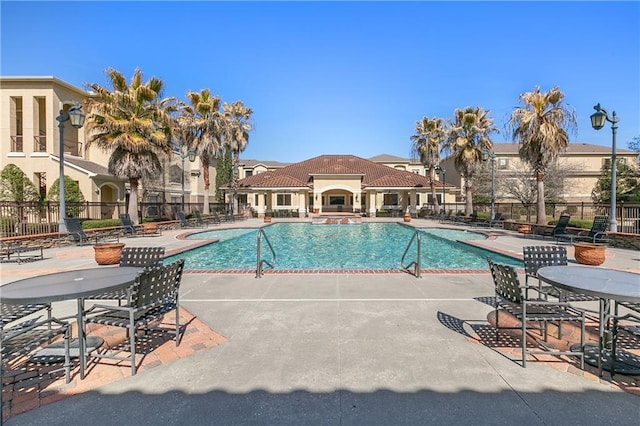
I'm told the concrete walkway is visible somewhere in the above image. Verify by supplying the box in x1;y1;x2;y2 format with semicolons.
2;219;639;425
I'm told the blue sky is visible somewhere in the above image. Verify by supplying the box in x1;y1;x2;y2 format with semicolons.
2;1;639;162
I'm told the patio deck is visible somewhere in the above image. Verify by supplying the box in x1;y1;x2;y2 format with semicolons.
2;218;639;425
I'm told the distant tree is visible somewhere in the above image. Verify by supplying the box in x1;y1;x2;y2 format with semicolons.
443;106;497;215
410;116;446;213
591;162;640;203
508;86;577;225
628;135;640;165
0;164;39;202
47;175;86;217
215;149;233;205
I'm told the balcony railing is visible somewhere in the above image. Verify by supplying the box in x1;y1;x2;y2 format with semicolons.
33;135;47;152
10;135;23;152
63;139;82;156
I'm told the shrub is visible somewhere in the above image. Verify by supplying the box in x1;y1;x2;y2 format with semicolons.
81;219;121;229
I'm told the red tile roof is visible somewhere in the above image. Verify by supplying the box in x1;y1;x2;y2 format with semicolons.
235;155;432;190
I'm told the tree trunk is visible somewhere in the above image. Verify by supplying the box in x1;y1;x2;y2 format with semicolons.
202;158;210;215
536;174;546;225
464;178;473;215
430;166;439;213
128;178;139;225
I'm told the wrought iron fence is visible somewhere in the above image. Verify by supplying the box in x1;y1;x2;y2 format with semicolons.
0;201;231;237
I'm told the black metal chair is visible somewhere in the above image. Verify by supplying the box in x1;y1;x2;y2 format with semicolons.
611;302;640;378
194;210;210;227
84;259;185;376
64;217;119;245
1;302;71;387
119;214;141;237
0;240;44;264
487;257;585;368
556;215;610;244
84;247;166;305
534;214;570;241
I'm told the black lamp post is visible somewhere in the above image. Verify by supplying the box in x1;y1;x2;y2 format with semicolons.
435;165;446;213
482;149;496;221
180;149;196;212
56;102;85;233
590;103;619;232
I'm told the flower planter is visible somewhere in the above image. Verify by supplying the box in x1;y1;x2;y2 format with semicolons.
573;242;606;266
142;222;159;235
403;213;412;223
264;216;272;223
94;243;126;265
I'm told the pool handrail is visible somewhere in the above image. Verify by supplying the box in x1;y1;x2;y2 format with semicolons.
401;229;422;278
256;228;276;278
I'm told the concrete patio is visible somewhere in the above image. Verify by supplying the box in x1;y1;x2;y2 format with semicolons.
1;218;639;425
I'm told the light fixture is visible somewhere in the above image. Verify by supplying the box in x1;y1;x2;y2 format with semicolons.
590;103;619;232
56;102;85;233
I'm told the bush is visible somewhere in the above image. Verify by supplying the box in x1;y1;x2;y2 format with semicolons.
142;217;171;223
81;219;121;229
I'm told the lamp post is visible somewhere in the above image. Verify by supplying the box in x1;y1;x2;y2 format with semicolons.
56;102;85;233
435;165;446;213
590;103;619;232
482;149;496;221
180;149;196;212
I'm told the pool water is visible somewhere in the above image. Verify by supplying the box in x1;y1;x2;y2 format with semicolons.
167;223;522;271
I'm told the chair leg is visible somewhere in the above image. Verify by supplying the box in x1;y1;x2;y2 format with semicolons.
611;316;619;378
129;313;137;376
522;304;527;368
63;324;71;383
175;305;180;346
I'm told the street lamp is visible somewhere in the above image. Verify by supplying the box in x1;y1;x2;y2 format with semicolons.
482;149;496;221
56;102;85;233
180;149;196;212
435;165;446;213
590;103;619;232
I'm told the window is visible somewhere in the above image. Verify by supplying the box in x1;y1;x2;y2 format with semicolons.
329;196;345;205
276;194;292;206
497;158;509;170
383;193;399;205
412;169;420;174
254;194;259;205
10;97;23;152
603;158;627;168
245;170;253;177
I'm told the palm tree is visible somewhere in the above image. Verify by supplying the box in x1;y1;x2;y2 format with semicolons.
222;101;253;215
85;68;175;224
183;89;225;214
508;86;577;225
410;116;446;213
444;106;497;215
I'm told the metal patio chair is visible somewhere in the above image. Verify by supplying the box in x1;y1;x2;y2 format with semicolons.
611;302;640;378
64;217;119;246
487;257;586;368
119;214;142;237
84;259;185;376
1;302;71;387
556;215;610;245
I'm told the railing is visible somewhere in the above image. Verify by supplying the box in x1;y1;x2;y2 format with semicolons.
401;229;422;278
33;135;47;152
256;228;276;278
10;135;23;152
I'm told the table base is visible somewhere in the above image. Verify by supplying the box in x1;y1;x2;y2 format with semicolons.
29;337;104;363
572;343;640;375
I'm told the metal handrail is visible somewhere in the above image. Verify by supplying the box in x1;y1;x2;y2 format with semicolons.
401;229;422;278
256;228;276;278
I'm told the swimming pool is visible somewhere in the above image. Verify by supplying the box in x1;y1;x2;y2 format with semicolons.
166;222;522;272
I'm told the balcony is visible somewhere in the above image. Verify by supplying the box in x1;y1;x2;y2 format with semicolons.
10;135;23;152
63;139;83;157
33;135;47;152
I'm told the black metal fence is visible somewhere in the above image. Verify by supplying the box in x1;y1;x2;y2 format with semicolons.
1;200;639;238
0;201;228;237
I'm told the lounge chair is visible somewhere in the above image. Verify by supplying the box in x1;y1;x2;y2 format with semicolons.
0;240;44;264
471;212;504;228
535;214;570;241
556;215;610;244
178;211;201;228
119;214;142;237
64;217;119;245
194;210;210;227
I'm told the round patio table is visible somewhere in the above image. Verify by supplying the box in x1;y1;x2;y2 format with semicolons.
537;265;640;376
1;266;142;378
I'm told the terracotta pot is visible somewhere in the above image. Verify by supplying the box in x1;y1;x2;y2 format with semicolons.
403;214;412;223
142;222;158;235
94;243;126;265
574;242;606;266
264;216;272;223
